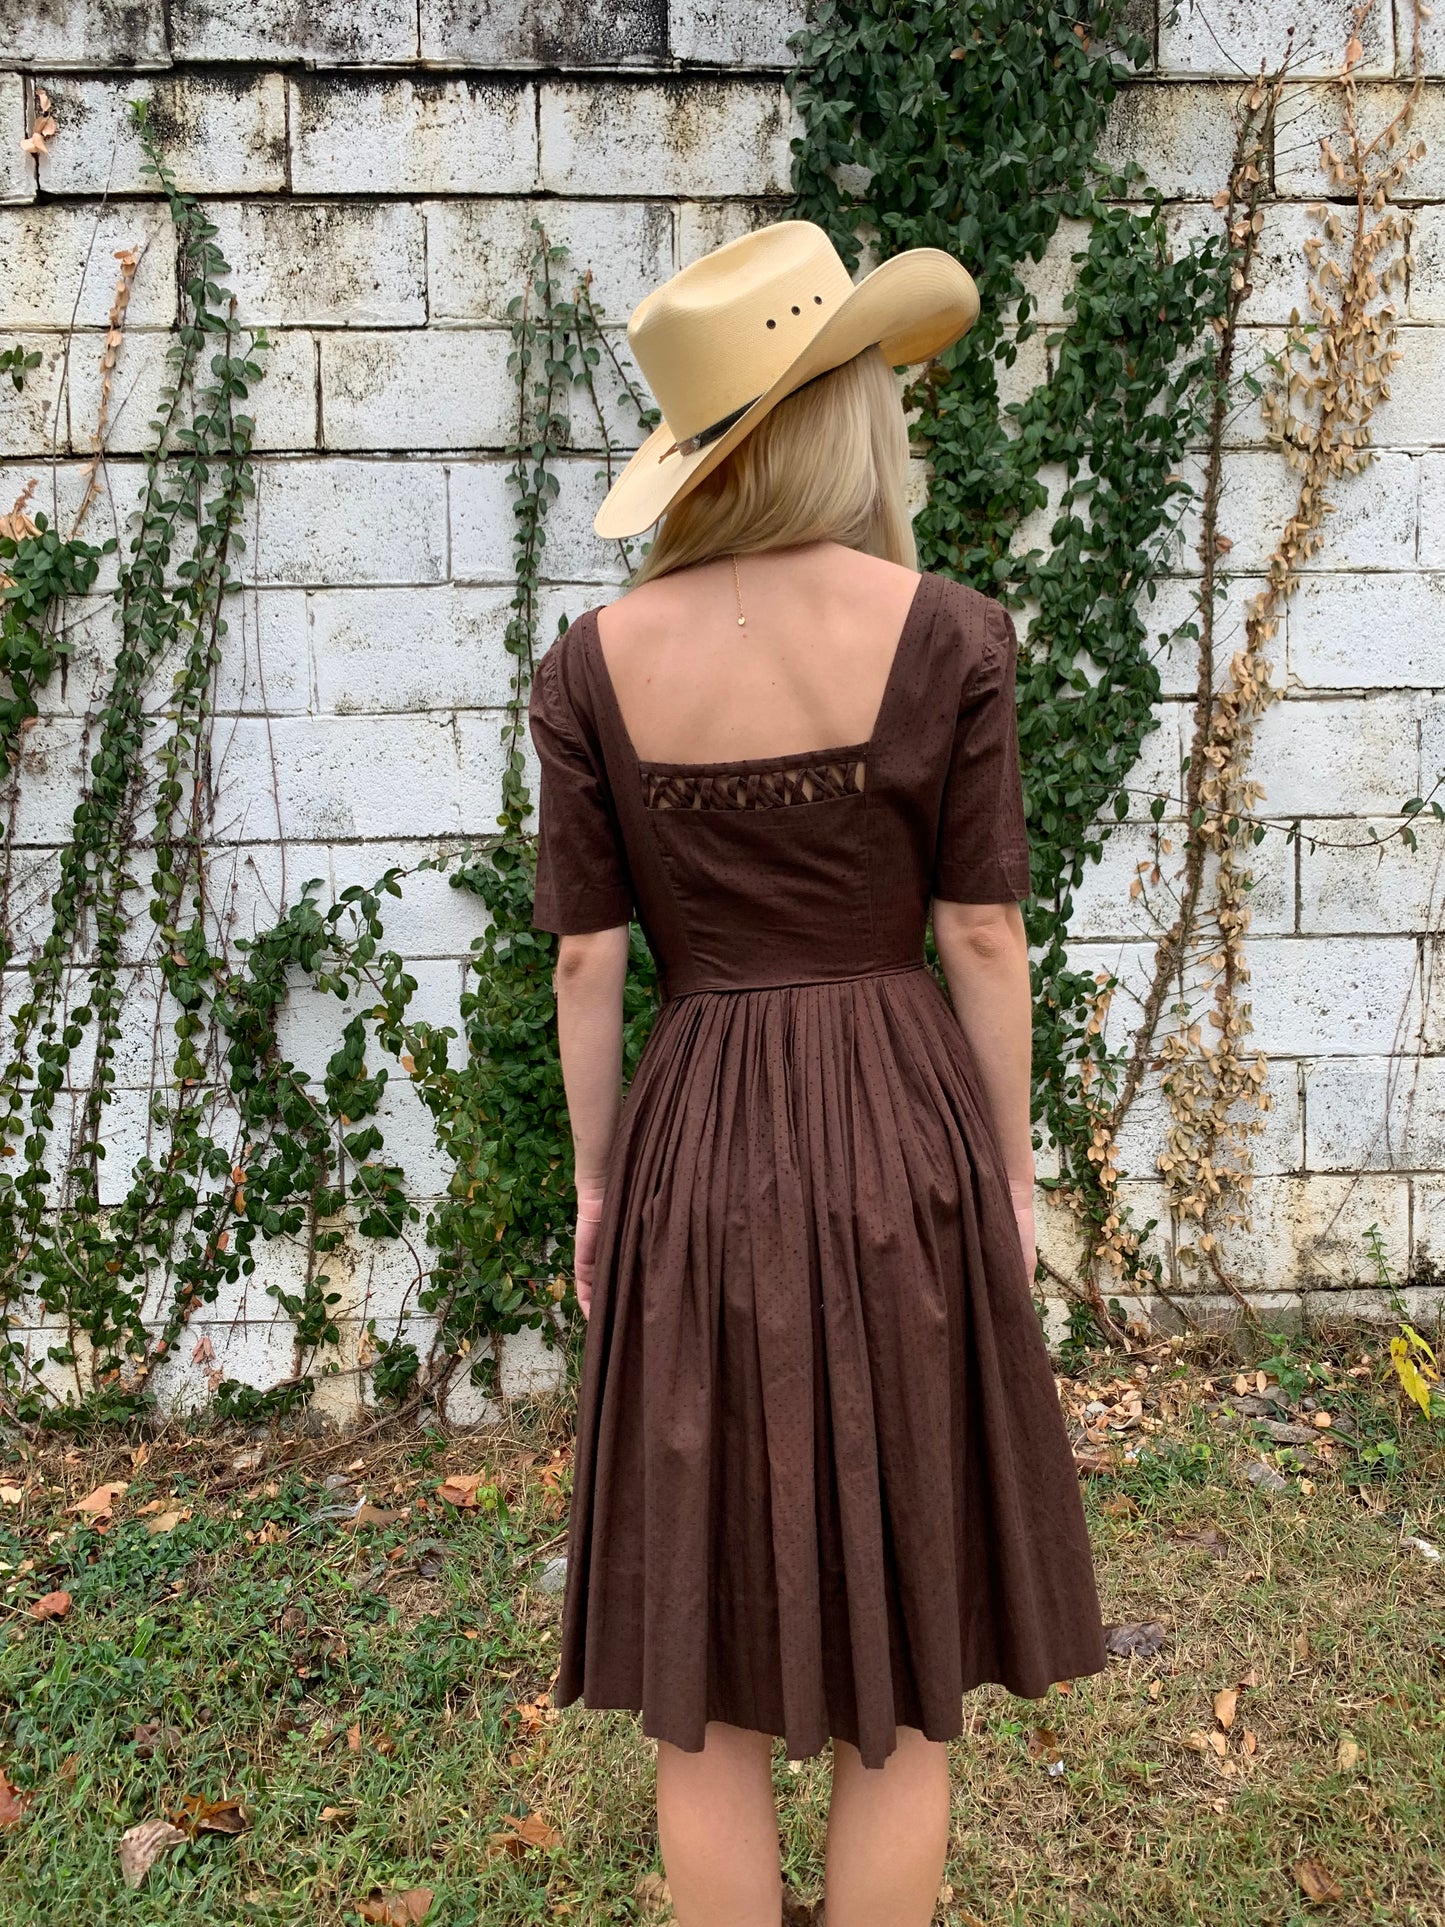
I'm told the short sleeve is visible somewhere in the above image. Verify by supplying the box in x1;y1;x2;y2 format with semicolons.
528;639;635;935
930;598;1031;903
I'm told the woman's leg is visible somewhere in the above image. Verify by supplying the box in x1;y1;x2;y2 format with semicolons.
655;1721;783;1927
822;1726;951;1927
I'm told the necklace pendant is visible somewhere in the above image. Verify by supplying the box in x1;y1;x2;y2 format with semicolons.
737;615;746;627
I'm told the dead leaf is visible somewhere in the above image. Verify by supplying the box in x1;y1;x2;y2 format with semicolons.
146;1508;191;1536
1293;1856;1343;1904
1104;1620;1166;1660
436;1472;486;1509
633;1871;672;1918
1173;1525;1230;1558
343;1505;409;1531
30;1589;72;1621
486;1810;564;1859
318;1804;354;1825
0;1768;31;1829
1100;1494;1139;1519
118;1819;187;1889
1213;1686;1239;1731
72;1480;127;1518
172;1794;249;1837
356;1890;434;1925
131;1722;174;1761
1242;1728;1258;1756
1336;1736;1360;1771
0;1484;23;1504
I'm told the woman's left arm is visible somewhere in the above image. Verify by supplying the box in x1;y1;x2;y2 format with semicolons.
554;924;631;1316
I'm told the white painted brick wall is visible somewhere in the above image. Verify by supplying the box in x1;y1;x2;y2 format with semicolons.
4;3;1444;1414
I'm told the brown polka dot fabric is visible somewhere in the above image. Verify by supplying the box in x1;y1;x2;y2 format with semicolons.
528;569;1107;1769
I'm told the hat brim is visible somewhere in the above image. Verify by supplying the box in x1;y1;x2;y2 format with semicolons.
592;246;980;541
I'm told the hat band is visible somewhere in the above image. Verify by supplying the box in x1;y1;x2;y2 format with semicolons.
657;393;761;461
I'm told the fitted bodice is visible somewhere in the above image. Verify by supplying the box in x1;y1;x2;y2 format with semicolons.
528;569;1031;999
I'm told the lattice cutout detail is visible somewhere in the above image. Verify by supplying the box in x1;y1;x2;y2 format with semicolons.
641;754;867;812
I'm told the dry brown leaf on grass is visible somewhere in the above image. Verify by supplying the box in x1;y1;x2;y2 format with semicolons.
0;1483;24;1504
29;1589;72;1621
486;1810;564;1859
1336;1735;1360;1771
0;1768;31;1828
343;1504;410;1530
171;1794;249;1837
1104;1620;1166;1659
1293;1856;1343;1904
118;1819;187;1889
436;1472;487;1508
145;1508;191;1536
1213;1685;1239;1730
633;1870;672;1919
72;1480;127;1519
356;1889;434;1925
1173;1524;1230;1558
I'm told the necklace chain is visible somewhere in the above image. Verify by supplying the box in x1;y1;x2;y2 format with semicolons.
730;553;746;629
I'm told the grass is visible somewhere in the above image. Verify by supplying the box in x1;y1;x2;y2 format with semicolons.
1;1321;1442;1926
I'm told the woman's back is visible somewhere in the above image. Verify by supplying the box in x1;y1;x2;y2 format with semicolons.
593;542;923;767
530;557;1030;999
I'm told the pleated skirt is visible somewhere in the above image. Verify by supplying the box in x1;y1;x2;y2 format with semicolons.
554;962;1107;1769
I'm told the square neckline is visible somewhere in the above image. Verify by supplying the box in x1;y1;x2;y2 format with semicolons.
579;568;938;778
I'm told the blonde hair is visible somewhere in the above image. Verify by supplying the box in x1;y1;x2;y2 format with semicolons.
629;344;917;586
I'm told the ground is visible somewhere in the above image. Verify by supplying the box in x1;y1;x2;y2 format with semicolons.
0;1320;1442;1926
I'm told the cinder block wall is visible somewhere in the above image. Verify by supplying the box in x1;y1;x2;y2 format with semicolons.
0;0;1441;1409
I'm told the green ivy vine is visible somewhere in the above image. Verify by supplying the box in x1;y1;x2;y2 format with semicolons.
0;123;658;1423
786;0;1236;1318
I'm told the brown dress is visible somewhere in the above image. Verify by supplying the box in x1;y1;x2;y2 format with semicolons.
527;567;1107;1770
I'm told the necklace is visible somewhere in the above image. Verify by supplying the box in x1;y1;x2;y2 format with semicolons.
730;552;746;628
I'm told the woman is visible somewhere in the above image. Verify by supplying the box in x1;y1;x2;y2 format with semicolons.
528;221;1106;1927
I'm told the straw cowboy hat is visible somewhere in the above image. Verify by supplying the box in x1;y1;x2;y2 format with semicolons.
593;219;980;540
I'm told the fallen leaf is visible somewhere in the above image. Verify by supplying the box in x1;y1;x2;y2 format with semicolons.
343;1504;409;1530
1104;1620;1166;1660
633;1871;672;1918
1293;1856;1343;1904
72;1480;127;1517
486;1809;564;1859
131;1722;174;1761
1242;1728;1258;1755
1207;1730;1228;1758
0;1768;31;1828
436;1472;486;1509
1173;1525;1230;1558
146;1508;191;1536
1147;1677;1162;1701
1100;1495;1139;1519
118;1819;187;1889
1185;1730;1212;1752
1336;1736;1360;1771
318;1804;354;1825
356;1889;434;1925
173;1794;249;1837
1213;1686;1239;1731
0;1484;23;1504
30;1589;72;1621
